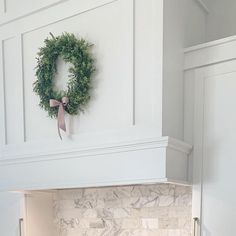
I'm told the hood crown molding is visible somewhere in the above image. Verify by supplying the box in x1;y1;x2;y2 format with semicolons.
0;135;192;191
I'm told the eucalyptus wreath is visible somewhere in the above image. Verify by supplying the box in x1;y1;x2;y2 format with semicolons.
33;32;95;118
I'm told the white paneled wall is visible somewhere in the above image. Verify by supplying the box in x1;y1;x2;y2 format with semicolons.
162;0;208;139
184;35;236;236
0;0;207;147
22;0;133;140
2;37;25;144
0;0;193;192
0;0;137;146
134;0;163;131
0;0;165;155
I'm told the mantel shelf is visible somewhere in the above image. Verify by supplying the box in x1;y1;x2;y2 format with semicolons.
0;136;192;191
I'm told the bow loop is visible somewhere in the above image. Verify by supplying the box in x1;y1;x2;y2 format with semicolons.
50;99;61;107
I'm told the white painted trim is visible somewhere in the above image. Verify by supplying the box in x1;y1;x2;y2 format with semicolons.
194;0;210;14
0;0;6;14
1;178;168;192
16;34;25;142
0;136;192;165
132;0;136;125
192;68;205;232
3;0;6;13
0;0;69;26
9;179;191;192
184;35;236;53
0;40;6;146
0;0;120;40
184;35;236;70
0;135;192;191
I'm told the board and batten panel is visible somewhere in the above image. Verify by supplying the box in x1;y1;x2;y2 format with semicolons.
22;0;133;141
2;37;24;145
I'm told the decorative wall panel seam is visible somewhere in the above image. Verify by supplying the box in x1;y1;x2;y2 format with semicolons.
3;0;6;13
0;40;6;145
132;0;136;126
17;34;26;142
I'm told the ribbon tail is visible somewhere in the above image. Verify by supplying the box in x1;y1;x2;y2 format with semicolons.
57;104;66;140
50;99;68;140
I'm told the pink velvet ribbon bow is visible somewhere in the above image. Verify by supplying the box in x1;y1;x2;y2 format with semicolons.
50;97;69;140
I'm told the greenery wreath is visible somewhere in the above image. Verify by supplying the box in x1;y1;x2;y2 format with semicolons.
33;32;95;118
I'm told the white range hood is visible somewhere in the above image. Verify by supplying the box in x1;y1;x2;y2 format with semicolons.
0;136;191;190
0;0;192;191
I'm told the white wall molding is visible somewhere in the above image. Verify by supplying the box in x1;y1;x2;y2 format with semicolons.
0;136;192;166
0;0;6;15
16;34;25;142
0;0;120;40
132;0;135;125
0;0;68;26
3;0;6;13
0;135;192;191
0;40;6;146
184;35;236;70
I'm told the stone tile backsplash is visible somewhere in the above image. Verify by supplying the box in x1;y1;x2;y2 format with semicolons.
53;184;192;236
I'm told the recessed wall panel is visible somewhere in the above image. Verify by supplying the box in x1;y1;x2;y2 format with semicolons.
22;0;133;141
3;37;24;144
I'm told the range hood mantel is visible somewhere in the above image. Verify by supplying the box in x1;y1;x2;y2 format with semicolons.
0;136;191;191
0;0;191;191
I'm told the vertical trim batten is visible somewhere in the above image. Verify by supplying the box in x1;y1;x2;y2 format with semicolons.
132;0;136;126
17;34;26;142
3;0;6;13
0;0;6;14
0;40;7;146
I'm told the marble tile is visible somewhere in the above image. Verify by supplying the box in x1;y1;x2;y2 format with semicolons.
121;218;140;229
53;184;192;236
158;217;179;229
168;206;192;218
113;208;132;218
142;218;159;229
83;209;98;218
139;207;169;218
89;219;105;228
159;195;174;207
